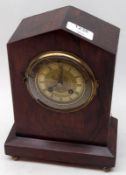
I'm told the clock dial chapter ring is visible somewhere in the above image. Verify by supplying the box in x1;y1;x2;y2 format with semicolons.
35;62;85;103
25;51;97;112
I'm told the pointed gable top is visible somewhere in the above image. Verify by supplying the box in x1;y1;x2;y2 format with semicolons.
8;6;120;54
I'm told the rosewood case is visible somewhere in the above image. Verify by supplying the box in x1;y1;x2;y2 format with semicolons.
5;6;120;169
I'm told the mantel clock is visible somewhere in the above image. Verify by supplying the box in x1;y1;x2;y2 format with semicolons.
5;6;120;170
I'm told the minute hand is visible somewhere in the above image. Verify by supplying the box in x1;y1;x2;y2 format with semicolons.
58;65;64;84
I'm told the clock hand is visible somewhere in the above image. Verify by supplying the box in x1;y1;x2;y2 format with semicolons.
48;83;58;92
58;64;64;85
48;64;64;92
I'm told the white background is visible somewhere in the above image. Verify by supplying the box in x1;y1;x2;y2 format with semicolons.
0;0;126;174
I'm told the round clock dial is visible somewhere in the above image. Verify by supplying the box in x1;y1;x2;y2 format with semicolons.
36;62;85;103
25;51;97;112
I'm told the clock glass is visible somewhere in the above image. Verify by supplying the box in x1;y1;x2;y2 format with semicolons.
25;51;97;112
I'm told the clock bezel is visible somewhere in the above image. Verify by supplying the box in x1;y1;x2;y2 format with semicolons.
25;51;98;112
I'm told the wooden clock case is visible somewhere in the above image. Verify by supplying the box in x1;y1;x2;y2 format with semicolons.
5;6;120;169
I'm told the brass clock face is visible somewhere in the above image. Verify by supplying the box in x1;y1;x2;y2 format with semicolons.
25;51;97;112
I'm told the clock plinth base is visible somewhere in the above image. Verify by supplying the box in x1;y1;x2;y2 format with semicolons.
5;117;117;169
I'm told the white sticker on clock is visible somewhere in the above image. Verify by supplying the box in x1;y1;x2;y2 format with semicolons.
66;21;94;41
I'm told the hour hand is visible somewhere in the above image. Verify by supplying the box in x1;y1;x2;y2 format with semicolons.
48;83;57;92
